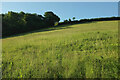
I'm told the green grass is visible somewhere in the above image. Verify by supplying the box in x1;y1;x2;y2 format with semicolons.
2;20;119;78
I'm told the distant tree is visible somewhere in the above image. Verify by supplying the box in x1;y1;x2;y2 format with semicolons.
69;18;71;22
72;17;75;21
20;11;25;15
44;11;60;26
64;19;69;23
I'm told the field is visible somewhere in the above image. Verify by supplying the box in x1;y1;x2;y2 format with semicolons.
2;20;119;78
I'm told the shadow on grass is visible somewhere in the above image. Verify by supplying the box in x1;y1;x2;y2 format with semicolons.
2;24;73;39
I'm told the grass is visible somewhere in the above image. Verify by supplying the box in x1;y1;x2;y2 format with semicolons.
2;20;119;78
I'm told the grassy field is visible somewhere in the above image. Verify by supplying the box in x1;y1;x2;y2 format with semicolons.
2;20;119;78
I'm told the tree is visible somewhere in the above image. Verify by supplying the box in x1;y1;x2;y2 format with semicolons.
20;11;25;15
72;17;75;21
44;11;60;26
64;19;68;23
69;18;71;22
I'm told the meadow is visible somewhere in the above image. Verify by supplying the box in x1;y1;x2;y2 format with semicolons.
2;20;119;78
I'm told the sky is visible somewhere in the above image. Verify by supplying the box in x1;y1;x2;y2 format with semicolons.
1;0;120;2
2;2;118;22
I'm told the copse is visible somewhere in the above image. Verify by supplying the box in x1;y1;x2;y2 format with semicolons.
2;11;60;37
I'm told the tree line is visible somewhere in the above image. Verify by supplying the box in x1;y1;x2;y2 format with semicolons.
59;17;120;25
2;11;60;37
1;11;120;37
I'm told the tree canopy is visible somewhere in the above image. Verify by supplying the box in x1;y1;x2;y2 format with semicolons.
2;11;60;37
44;11;60;26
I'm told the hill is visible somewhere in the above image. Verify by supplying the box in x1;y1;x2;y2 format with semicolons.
2;20;119;78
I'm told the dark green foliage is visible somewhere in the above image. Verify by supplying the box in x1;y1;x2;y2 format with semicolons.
2;11;60;37
64;19;69;23
72;17;75;21
69;18;71;22
44;11;60;26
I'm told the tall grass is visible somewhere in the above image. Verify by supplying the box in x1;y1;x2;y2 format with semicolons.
2;21;119;78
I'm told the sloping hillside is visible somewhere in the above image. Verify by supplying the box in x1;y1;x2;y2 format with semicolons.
2;20;119;78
